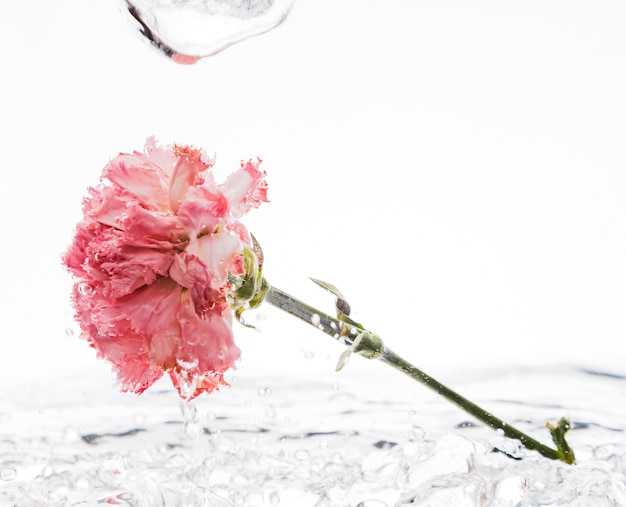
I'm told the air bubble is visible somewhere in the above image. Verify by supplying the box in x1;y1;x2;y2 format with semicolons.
410;425;425;440
311;314;321;327
268;491;280;506
74;476;90;490
294;449;310;461
0;467;17;481
77;283;93;295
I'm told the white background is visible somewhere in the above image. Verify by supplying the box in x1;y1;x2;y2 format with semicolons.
1;0;625;393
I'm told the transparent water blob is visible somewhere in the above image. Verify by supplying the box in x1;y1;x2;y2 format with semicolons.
121;0;296;63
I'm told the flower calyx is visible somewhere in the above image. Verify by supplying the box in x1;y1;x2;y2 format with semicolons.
229;234;269;327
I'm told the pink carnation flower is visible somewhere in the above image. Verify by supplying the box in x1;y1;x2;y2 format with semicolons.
63;137;268;399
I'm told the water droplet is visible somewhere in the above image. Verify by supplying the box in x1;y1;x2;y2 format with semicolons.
74;476;90;490
230;490;246;505
65;327;75;337
63;426;81;444
356;501;389;507
180;400;200;439
294;449;310;461
77;283;93;295
257;386;271;397
265;404;277;418
184;420;201;439
303;349;315;360
410;425;425;440
268;491;280;506
122;0;296;63
0;467;16;481
311;313;321;326
331;383;339;390
133;414;146;425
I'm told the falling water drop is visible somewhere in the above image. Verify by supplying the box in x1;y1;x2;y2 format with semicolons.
121;0;296;63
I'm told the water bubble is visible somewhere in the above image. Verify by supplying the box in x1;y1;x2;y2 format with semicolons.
410;425;425;440
246;492;264;506
265;405;277;418
74;476;90;490
311;313;321;327
122;0;296;63
0;467;16;481
62;426;81;444
230;490;246;505
257;386;271;397
329;452;343;465
303;349;315;360
268;491;280;506
77;283;93;295
65;327;75;337
294;449;310;461
133;413;146;425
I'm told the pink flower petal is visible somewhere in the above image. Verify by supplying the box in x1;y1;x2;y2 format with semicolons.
168;145;210;213
104;152;170;211
186;232;243;287
223;158;269;218
177;186;228;238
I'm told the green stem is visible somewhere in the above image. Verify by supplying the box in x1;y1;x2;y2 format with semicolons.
263;284;575;464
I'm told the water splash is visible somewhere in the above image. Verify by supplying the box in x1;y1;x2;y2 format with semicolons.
121;0;295;63
1;366;625;505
